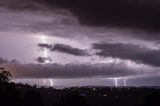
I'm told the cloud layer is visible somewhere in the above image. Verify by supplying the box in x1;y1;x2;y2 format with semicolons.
35;56;52;63
38;42;160;67
0;57;159;79
93;42;160;67
38;43;89;56
1;0;160;31
0;57;8;64
4;61;158;79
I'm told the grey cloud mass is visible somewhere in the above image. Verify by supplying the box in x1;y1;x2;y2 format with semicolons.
0;0;48;11
38;43;52;50
38;42;160;67
5;62;158;79
35;56;52;63
93;42;160;67
1;0;160;31
38;43;89;56
0;57;8;64
0;57;159;80
52;44;89;56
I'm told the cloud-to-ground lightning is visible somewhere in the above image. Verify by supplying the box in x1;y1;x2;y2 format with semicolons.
40;35;49;64
40;35;48;58
114;78;118;87
123;77;127;87
50;79;54;87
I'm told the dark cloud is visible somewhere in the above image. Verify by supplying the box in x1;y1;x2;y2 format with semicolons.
6;62;157;79
0;57;21;64
38;43;89;56
0;57;159;82
38;43;52;50
0;57;8;64
93;42;160;67
1;0;160;31
10;59;20;64
0;0;48;11
52;44;89;56
46;0;160;31
35;57;52;63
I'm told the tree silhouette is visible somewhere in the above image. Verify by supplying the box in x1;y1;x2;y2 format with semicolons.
141;91;160;106
53;91;87;106
0;68;12;84
23;90;44;106
0;68;22;106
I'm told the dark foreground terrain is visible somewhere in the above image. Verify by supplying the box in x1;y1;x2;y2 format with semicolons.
0;69;160;106
1;82;160;106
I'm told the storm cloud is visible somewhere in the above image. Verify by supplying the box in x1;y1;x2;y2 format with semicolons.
4;61;159;79
0;57;8;64
38;43;89;56
0;56;159;80
38;42;160;67
1;0;160;31
35;56;52;63
38;43;52;50
93;42;160;67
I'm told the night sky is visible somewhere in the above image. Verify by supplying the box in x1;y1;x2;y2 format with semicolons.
0;0;160;87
